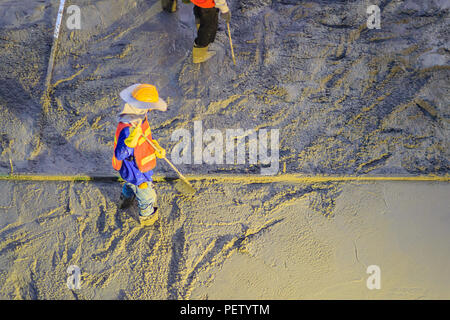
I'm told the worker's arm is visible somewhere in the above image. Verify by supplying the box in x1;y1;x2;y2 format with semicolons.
115;127;134;161
215;0;229;13
215;0;230;23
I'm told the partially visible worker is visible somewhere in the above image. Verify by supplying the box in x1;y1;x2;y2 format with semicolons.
191;0;231;63
112;84;167;227
161;0;231;63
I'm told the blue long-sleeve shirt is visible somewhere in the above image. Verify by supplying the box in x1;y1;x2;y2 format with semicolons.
115;126;153;186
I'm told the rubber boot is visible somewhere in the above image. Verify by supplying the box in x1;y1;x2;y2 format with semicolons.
161;0;177;13
139;208;159;227
171;0;177;12
193;45;216;64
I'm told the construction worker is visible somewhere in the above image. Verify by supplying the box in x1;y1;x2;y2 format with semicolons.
113;84;167;227
161;0;231;63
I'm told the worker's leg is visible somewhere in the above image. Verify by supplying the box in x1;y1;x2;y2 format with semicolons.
193;6;219;48
119;182;135;209
120;182;156;214
192;6;219;63
134;183;157;217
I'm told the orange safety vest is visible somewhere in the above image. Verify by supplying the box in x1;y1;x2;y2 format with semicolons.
112;117;156;173
191;0;215;8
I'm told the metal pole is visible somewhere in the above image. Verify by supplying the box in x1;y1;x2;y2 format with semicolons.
227;23;236;65
44;0;66;90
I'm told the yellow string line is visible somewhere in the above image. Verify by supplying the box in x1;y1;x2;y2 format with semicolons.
185;174;450;183
0;174;448;183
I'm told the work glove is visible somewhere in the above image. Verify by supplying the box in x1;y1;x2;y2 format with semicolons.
182;0;191;3
152;139;166;159
221;10;231;23
124;124;143;148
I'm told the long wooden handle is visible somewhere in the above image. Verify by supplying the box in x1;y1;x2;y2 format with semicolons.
227;23;236;65
146;137;191;184
133;126;193;188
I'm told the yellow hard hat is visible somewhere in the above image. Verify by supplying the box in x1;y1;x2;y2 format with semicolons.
120;83;167;111
132;84;159;103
